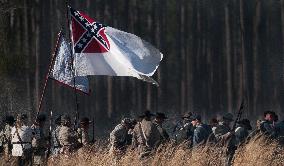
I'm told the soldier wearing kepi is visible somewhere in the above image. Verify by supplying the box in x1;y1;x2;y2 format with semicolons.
51;115;62;155
132;110;160;158
191;114;212;147
31;114;47;166
0;115;15;161
109;118;132;156
11;113;33;166
154;113;169;142
77;117;91;146
58;115;79;154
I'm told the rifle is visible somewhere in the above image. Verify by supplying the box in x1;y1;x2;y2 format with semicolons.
232;99;245;131
92;117;95;143
45;110;53;159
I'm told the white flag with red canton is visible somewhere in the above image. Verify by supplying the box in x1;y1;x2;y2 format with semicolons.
49;32;90;94
69;7;162;85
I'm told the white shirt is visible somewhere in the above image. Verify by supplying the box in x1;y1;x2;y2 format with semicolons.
11;125;32;156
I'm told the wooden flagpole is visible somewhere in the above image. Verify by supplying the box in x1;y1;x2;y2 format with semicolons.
66;1;80;129
37;30;62;117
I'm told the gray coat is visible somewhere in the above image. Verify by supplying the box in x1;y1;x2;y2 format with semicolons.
192;123;212;147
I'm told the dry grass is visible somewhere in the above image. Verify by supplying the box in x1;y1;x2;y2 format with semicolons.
2;134;284;166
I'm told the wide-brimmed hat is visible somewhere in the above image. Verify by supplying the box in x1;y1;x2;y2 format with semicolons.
139;110;155;118
238;119;252;130
191;114;201;121
5;115;15;124
80;117;92;124
36;114;47;122
182;112;192;119
155;112;168;119
223;113;234;121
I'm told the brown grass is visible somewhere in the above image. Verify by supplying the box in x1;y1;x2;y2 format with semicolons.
2;134;284;166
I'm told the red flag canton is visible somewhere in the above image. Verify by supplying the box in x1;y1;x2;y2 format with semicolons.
69;7;110;53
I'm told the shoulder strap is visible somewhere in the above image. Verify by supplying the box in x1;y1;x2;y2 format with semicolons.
15;126;24;150
138;122;148;147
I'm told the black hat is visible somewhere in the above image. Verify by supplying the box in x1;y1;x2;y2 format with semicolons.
191;114;201;121
36;114;47;122
263;110;275;117
80;117;92;124
238;119;252;130
182;112;192;119
139;110;155;118
5;115;15;125
155;112;168;119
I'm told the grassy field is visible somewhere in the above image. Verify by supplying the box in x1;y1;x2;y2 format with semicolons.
2;134;284;166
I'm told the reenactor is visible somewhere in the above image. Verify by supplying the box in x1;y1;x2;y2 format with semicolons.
154;113;169;142
190;114;212;147
77;117;91;146
125;119;137;145
259;111;277;138
234;119;252;146
173;112;194;144
51;115;61;155
0;115;15;161
214;113;234;141
214;113;236;166
31;114;47;166
109;118;132;156
58;115;79;154
209;118;218;134
11;113;33;166
132;110;160;158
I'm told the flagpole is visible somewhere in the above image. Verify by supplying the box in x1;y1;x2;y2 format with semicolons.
37;31;62;117
66;1;80;129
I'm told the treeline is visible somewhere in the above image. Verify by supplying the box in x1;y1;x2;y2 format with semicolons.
0;0;283;136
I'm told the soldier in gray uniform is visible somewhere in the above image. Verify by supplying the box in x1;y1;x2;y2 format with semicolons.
214;113;236;166
109;118;132;156
132;110;160;158
173;112;194;144
234;119;252;146
154;113;169;142
77;117;91;146
51;115;61;155
58;115;79;154
190;114;212;147
11;113;33;166
31;114;47;166
0;115;15;161
214;113;234;142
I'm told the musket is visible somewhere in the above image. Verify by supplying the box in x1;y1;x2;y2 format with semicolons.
45;110;53;159
232;99;245;131
92;117;95;143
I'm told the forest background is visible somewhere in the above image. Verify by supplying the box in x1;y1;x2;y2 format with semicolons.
0;0;283;137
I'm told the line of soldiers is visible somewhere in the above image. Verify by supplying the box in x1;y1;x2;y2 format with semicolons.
1;110;283;165
108;110;284;165
0;113;92;166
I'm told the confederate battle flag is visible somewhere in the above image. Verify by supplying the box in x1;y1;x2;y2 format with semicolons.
69;6;163;85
